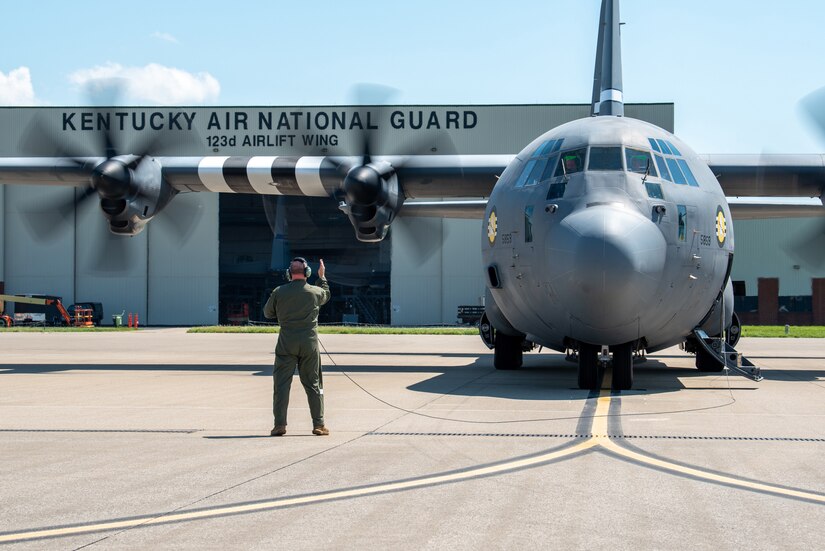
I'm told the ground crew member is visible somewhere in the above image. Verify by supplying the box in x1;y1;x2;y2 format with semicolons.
263;257;331;437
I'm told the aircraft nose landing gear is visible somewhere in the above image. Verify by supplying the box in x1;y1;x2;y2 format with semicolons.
573;342;636;391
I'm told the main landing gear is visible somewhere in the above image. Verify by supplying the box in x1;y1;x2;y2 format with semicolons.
572;342;636;391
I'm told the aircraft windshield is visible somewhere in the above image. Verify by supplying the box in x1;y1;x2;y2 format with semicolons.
588;147;623;171
554;148;587;177
625;148;657;176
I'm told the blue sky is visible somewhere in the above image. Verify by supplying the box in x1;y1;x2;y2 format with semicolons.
2;0;824;154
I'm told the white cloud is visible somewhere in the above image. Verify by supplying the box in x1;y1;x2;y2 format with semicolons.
68;63;220;105
0;67;37;105
152;31;179;44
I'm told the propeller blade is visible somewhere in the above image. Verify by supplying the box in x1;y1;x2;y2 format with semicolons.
22;186;96;241
154;193;204;247
21;117;91;162
800;86;825;142
787;218;825;269
91;228;136;272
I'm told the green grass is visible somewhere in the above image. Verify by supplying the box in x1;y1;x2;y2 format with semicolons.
741;325;825;338
187;325;479;335
188;324;825;338
2;325;821;337
0;326;137;332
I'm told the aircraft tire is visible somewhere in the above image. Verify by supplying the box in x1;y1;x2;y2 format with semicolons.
577;343;601;390
695;346;724;372
611;343;634;391
494;333;523;370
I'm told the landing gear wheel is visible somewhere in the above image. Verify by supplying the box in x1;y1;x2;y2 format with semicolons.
726;311;742;347
695;345;724;372
494;333;523;370
611;343;634;391
577;343;601;390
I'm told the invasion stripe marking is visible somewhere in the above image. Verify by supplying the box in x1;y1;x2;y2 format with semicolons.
295;157;329;197
197;157;233;193
223;157;256;194
270;157;302;195
247;156;282;195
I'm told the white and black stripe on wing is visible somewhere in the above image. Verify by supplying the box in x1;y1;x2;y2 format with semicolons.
161;155;343;197
160;154;510;199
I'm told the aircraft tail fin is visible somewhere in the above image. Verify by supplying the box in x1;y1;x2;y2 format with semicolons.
591;0;624;117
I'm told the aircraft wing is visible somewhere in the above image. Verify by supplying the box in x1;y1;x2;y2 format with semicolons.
0;154;512;198
704;154;825;198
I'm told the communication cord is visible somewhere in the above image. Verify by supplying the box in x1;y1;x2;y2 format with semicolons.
316;336;737;426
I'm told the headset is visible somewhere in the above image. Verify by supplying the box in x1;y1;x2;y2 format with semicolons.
286;257;311;280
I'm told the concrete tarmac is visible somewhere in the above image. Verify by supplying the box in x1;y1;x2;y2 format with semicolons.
0;329;823;549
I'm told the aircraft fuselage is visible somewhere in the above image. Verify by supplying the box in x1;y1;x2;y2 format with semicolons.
483;116;734;354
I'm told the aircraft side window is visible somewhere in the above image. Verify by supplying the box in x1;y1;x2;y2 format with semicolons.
648;138;661;153
533;139;556;158
625;148;657;176
554;148;587;177
654;154;671;181
656;139;673;155
524;205;534;243
514;159;537;188
665;140;681;156
645;182;664;199
546;182;566;200
525;157;549;186
677;159;700;187
540;154;560;181
666;158;688;185
588;146;623;171
677;205;687;241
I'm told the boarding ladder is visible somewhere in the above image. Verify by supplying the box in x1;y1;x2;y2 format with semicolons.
691;329;763;382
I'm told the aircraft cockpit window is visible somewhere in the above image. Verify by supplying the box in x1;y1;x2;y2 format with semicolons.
656;139;673;155
654;154;671;182
666;158;688;185
645;182;664;199
625;148;657;176
648;138;661;153
588;147;623;171
546;182;566;200
554;148;587;177
524;156;550;186
677;159;700;187
665;140;681;156
532;138;565;158
540;154;560;181
524;205;534;243
514;159;537;188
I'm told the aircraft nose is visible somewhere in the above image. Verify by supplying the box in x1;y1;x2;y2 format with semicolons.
547;206;667;332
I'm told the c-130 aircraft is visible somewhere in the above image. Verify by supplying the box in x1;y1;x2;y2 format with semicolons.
0;0;823;390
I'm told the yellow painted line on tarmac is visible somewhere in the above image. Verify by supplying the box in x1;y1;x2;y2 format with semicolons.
595;389;825;504
0;436;598;543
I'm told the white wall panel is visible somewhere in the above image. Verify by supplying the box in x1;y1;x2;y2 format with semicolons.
4;186;75;302
74;197;147;324
731;217;825;296
148;193;219;325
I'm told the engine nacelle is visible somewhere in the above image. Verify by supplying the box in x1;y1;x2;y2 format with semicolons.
98;156;177;235
339;161;404;243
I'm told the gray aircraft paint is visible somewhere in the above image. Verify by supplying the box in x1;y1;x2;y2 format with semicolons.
481;116;733;352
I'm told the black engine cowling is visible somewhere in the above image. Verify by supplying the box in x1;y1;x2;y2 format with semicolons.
339;161;403;242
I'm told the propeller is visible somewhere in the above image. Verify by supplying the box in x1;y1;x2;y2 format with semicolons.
790;88;825;267
317;84;463;243
22;83;200;270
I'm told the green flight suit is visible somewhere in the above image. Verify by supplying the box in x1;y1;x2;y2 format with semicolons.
263;277;331;427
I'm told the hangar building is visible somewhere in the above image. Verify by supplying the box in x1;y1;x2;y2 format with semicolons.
0;103;822;325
